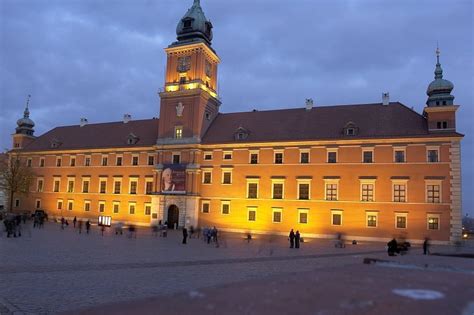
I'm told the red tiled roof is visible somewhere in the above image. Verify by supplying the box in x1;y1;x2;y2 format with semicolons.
201;102;460;144
22;119;159;152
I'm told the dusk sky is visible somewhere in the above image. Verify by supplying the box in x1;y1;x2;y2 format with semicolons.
1;0;472;215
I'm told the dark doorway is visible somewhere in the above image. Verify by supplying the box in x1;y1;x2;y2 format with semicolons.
167;205;179;229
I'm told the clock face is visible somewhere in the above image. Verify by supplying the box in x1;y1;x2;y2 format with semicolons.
205;60;212;77
177;56;191;73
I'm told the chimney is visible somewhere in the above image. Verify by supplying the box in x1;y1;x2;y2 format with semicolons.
80;118;88;127
382;92;390;105
123;114;131;123
305;98;314;111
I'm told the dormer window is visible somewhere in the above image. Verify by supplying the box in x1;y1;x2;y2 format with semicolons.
343;121;358;136
234;126;249;141
127;133;139;145
437;121;448;129
50;138;62;149
346;128;355;136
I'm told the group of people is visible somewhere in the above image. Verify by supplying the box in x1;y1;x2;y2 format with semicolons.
288;229;302;248
3;214;23;237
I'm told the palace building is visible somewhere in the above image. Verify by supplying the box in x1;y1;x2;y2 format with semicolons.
10;0;463;243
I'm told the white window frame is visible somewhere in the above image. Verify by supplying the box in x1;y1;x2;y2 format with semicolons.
392;180;408;203
131;154;139;166
297;179;311;200
331;210;343;226
425;180;442;203
56;156;62;167
395;212;408;229
116;155;123;166
37;178;44;192
98;201;106;213
128;202;136;215
53;177;61;193
171;152;181;165
129;178;139;195
298;208;309;224
84;200;91;212
427;213;441;230
113;178;122;194
67;178;75;193
271;179;285;199
99;178;107;194
246;179;259;199
221;200;230;215
327;148;338;163
299;149;310;164
39;157;45;167
324;179;339;201
147;154;155;166
201;200;210;213
84;155;91;166
272;207;283;223
273;150;284;164
221;169;233;185
113;201;120;214
145;178;154;194
393;147;406;163
203;152;213;161
144;202;152;216
101;155;108;166
223;151;233;160
426;146;440;163
67;200;74;211
366;211;378;228
82;177;91;193
360;179;376;202
57;199;63;210
249;150;259;164
362;148;374;163
202;169;212;184
70;156;76;167
247;206;257;222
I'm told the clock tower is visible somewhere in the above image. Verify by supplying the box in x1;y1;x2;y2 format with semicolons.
157;0;221;144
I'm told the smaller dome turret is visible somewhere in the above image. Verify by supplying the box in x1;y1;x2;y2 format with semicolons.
426;47;455;107
16;95;35;136
175;0;213;46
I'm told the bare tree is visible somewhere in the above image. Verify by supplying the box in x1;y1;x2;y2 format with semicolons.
0;153;35;212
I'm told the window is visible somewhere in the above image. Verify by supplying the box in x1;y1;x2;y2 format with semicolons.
327;151;337;163
222;171;232;184
67;200;74;211
361;182;375;202
85;156;91;166
346;128;355;136
148;155;155;166
57;200;63;210
300;151;309;164
114;180;122;194
183;19;192;28
172;154;180;164
366;212;378;227
179;76;186;84
67;179;75;193
325;183;338;201
331;210;343;226
129;179;138;194
37;179;44;192
129;203;136;215
223;151;233;160
426;184;441;203
437;121;448;129
394;150;405;163
40;158;45;167
15;199;20;207
427;148;439;163
202;201;210;213
82;178;90;193
204;153;213;161
102;156;108;166
174;126;183;139
247;182;258;198
396;213;407;229
99;201;105;213
35;199;41;209
56;157;62;167
70;157;76;167
272;208;282;223
116;156;123;166
27;158;32;167
272;181;284;199
298;182;310;200
84;200;91;212
298;209;309;224
427;215;440;230
113;202;120;214
145;203;152;216
53;179;60;192
132;155;139;166
274;152;283;164
221;201;230;215
248;207;257;221
202;171;212;184
99;179;107;194
393;183;407;202
363;150;373;163
250;152;258;164
145;180;153;194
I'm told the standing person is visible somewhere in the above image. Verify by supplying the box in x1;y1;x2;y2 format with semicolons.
423;238;430;255
61;217;65;230
182;227;188;244
387;238;398;256
101;225;106;236
189;225;194;239
73;216;77;228
78;219;83;234
289;229;295;248
295;230;301;249
85;220;91;234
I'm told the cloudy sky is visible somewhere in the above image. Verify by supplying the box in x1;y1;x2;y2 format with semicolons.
1;0;473;215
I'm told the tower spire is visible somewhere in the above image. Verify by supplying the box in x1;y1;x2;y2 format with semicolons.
24;94;31;118
434;44;443;79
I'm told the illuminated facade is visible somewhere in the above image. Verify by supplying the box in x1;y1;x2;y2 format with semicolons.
10;0;463;244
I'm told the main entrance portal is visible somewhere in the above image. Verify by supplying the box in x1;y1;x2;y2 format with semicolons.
167;205;179;229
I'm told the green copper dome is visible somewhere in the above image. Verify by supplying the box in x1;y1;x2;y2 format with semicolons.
16;98;35;136
426;49;455;107
176;0;213;45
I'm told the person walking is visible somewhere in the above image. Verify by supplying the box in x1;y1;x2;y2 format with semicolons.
289;229;295;248
85;220;91;234
182;227;188;244
73;216;77;228
78;219;83;234
61;217;65;230
295;230;301;248
423;238;430;255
